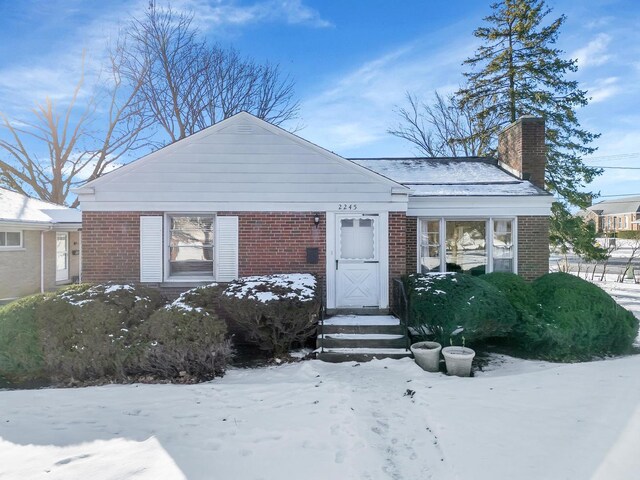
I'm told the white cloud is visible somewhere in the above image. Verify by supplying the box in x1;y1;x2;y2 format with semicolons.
169;0;332;29
586;77;621;103
298;36;475;156
572;33;612;68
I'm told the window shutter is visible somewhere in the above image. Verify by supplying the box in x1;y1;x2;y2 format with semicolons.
216;216;239;282
140;216;163;282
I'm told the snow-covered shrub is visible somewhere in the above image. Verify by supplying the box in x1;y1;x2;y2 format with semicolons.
405;273;517;346
0;293;50;382
219;274;320;356
139;287;232;381
529;273;638;361
36;283;164;382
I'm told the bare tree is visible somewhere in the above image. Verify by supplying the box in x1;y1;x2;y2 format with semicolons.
388;91;498;157
120;4;299;143
0;50;148;206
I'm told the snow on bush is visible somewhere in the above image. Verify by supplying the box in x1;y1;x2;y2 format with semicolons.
140;284;232;381
223;274;316;303
220;274;320;356
405;272;517;346
36;283;165;382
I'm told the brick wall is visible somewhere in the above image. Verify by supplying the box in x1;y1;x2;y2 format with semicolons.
83;211;326;285
389;211;407;279
220;212;326;279
498;117;546;189
518;215;550;280
82;211;160;283
405;216;417;274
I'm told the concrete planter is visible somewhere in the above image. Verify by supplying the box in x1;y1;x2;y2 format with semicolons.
410;341;442;372
442;346;475;377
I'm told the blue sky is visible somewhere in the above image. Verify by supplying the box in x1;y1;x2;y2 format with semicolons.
1;0;639;200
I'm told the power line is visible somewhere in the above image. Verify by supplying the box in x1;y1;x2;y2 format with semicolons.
584;153;640;162
594;193;640;199
591;165;640;170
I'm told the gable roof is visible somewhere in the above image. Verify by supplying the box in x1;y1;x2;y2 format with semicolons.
351;157;550;197
0;188;81;226
587;196;640;216
74;112;408;212
79;112;405;192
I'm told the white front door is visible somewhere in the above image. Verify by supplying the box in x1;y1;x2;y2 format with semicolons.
335;215;379;307
56;232;69;282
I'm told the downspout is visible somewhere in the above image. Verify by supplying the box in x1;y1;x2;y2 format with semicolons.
40;230;45;293
78;230;82;283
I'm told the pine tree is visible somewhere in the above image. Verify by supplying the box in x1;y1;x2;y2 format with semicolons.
457;0;600;208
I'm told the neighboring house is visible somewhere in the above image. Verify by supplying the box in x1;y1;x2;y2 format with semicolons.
0;188;82;303
74;113;552;311
584;197;640;233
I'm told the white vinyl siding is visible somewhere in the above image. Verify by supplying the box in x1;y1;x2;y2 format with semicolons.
215;216;239;282
140;216;163;282
77;114;406;212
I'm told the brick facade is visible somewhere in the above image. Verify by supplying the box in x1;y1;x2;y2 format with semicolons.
220;212;326;279
498;117;546;189
405;216;417;274
82;211;160;283
517;215;550;280
82;211;326;285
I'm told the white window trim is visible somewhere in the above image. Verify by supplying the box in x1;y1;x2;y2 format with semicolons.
0;230;24;251
164;213;217;282
416;217;518;275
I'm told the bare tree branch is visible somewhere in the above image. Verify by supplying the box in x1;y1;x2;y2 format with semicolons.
388;91;499;158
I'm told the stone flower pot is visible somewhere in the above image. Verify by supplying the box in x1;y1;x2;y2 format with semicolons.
410;341;442;372
442;346;475;377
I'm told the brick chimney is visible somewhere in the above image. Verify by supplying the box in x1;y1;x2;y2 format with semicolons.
498;116;546;189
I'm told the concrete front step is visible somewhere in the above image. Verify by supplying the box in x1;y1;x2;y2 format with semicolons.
316;314;410;361
315;347;412;363
321;324;406;335
318;333;407;349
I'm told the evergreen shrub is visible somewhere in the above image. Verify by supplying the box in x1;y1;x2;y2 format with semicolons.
404;272;517;346
139;287;231;380
0;293;49;382
530;273;638;361
219;274;320;356
36;283;164;382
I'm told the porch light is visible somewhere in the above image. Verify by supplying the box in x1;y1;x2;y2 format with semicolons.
313;214;321;228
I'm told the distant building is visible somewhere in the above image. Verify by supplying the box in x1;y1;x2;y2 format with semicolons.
584;196;640;233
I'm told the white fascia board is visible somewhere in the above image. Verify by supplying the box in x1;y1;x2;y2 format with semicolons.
79;200;409;213
407;195;553;217
0;220;51;230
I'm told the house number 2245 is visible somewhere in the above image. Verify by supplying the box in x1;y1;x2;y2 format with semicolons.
338;204;358;210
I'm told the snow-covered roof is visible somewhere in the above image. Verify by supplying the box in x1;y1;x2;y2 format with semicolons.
0;188;82;226
350;158;549;197
587;196;640;216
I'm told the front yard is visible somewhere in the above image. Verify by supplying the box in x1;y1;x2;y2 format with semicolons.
1;345;639;479
1;276;639;479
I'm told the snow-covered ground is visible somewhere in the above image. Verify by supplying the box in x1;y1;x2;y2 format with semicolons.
1;278;639;480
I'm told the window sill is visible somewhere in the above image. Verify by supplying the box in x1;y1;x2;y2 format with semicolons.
0;247;25;252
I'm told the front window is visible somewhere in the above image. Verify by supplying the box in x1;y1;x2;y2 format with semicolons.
419;219;440;273
418;218;516;274
169;215;214;278
492;220;514;272
0;231;22;248
446;220;487;275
